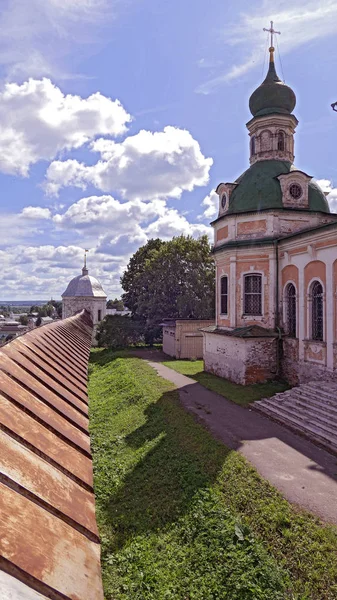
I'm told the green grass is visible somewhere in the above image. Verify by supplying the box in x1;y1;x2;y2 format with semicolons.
89;349;337;600
162;359;289;405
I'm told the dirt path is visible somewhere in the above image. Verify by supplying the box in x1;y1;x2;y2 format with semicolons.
143;358;337;525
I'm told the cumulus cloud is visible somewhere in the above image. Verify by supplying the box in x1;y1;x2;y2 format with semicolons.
199;190;218;220
0;78;131;176
316;178;337;212
20;206;52;220
53;195;167;232
44;126;213;198
145;208;212;241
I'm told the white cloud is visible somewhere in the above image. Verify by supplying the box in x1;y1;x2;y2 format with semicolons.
44;126;212;198
145;208;212;241
196;0;337;93
199;190;218;220
0;78;131;176
316;178;337;212
53;195;167;232
0;0;114;79
20;206;52;220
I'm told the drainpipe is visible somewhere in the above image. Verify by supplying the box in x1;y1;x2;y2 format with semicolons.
274;239;282;378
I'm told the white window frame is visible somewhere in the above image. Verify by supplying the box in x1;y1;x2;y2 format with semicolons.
241;271;264;318
219;273;229;317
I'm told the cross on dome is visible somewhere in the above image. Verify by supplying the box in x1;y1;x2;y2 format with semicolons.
263;20;280;49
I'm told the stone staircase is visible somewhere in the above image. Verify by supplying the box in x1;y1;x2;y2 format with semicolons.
254;381;337;454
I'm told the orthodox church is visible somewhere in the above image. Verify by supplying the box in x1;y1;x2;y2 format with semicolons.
62;255;107;339
202;30;337;385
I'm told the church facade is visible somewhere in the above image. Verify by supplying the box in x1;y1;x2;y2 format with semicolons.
203;44;337;385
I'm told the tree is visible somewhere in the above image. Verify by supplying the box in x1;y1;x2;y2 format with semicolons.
96;315;144;349
35;316;42;327
107;298;124;311
121;235;215;342
121;238;164;316
19;315;28;325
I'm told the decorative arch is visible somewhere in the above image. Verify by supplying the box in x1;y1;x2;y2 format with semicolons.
284;282;297;337
260;130;272;152
304;261;326;341
277;130;285;151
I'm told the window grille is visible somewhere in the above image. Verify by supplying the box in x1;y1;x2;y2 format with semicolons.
220;276;228;314
244;274;262;315
311;281;324;341
286;283;296;337
277;131;285;151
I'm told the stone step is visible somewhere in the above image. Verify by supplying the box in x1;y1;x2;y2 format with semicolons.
304;383;337;402
296;387;337;408
258;398;337;439
281;396;337;428
289;392;337;419
254;402;337;453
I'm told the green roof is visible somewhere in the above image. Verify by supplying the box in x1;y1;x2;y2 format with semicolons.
227;160;330;215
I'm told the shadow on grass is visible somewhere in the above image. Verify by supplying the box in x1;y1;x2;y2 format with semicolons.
102;389;230;551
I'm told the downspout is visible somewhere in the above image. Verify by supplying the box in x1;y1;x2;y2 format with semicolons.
274;238;282;378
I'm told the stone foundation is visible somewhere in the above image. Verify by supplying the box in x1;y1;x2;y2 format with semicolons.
203;331;277;384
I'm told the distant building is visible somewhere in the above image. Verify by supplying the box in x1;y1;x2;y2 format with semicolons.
106;308;131;317
62;260;107;341
0;320;28;343
162;319;214;359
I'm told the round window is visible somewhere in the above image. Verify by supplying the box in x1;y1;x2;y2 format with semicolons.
289;183;302;200
221;193;228;210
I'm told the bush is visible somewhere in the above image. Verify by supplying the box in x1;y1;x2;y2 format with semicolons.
96;315;144;349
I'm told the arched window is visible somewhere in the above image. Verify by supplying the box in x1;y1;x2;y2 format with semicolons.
220;276;228;314
286;283;296;337
244;274;262;315
261;130;271;151
277;131;285;151
251;135;255;156
311;281;324;341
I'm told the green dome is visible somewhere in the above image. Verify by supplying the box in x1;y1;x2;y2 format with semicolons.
249;50;296;117
227;160;330;215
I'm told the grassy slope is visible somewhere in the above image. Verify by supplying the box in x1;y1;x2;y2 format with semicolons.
162;359;289;405
89;349;337;600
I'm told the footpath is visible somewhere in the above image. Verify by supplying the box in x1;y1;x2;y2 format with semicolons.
146;359;337;525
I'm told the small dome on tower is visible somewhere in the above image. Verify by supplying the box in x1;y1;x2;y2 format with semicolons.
249;48;296;117
62;266;107;298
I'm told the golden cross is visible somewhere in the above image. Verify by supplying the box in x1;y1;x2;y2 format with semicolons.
263;20;280;48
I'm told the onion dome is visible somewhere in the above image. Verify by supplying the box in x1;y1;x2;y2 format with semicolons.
249;47;296;117
62;266;107;298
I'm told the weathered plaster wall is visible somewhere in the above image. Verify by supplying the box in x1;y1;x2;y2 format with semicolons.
203;333;277;384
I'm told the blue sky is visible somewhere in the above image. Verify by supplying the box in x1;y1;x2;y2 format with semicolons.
1;0;337;300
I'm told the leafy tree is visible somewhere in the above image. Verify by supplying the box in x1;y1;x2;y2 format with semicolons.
96;315;144;349
35;316;42;327
107;298;124;311
121;238;164;316
19;315;28;325
121;235;215;343
0;305;10;317
49;300;62;318
30;305;40;314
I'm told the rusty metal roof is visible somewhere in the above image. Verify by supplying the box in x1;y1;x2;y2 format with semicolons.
0;310;104;600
